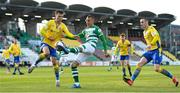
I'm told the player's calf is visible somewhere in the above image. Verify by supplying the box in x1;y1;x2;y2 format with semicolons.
70;61;81;88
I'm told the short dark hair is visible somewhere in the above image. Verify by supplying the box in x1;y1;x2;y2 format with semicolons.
140;17;149;22
120;33;126;36
55;10;64;15
87;15;95;19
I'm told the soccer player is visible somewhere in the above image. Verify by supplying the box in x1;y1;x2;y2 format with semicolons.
68;15;108;88
2;45;11;74
123;18;179;87
28;10;75;87
9;39;24;75
107;44;119;71
114;33;132;77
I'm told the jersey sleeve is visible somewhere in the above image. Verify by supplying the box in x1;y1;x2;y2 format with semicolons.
77;30;85;38
39;21;51;38
2;50;5;58
18;44;22;56
150;27;159;45
96;28;103;37
114;41;120;55
8;44;13;54
127;40;131;46
97;29;107;51
62;24;74;38
130;43;135;55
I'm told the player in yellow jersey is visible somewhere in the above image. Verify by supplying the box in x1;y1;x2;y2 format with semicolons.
114;33;132;77
28;10;74;87
124;18;179;87
2;45;11;74
9;39;24;75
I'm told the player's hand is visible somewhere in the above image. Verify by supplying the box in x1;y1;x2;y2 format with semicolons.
74;35;82;43
146;45;151;50
74;35;80;40
48;36;55;41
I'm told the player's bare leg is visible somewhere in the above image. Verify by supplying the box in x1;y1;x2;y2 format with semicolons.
28;47;50;73
124;57;147;86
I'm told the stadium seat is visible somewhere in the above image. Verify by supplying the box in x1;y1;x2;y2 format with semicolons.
162;51;179;62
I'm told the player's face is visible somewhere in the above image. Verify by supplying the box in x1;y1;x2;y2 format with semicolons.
140;19;148;29
85;17;94;27
55;13;64;22
5;46;8;49
120;35;125;40
14;39;17;44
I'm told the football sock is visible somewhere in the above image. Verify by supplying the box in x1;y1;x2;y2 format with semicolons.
71;67;79;84
159;69;173;79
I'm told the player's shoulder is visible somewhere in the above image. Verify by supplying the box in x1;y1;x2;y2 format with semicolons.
10;43;15;46
92;25;100;29
125;39;130;43
93;25;99;28
60;22;67;28
148;26;157;31
2;49;5;52
117;40;122;44
48;20;55;24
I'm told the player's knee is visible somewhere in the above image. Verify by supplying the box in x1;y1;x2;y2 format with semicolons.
154;68;161;72
44;53;50;57
121;64;125;68
136;63;142;70
15;63;19;68
51;58;57;66
127;63;130;67
70;61;79;67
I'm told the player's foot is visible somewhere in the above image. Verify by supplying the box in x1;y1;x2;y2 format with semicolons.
123;74;127;77
28;65;36;73
56;80;60;87
172;76;179;87
19;72;24;75
72;84;81;88
12;72;16;75
123;77;133;86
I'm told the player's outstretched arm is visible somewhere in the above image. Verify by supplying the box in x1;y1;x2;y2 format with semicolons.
62;24;75;39
99;35;109;57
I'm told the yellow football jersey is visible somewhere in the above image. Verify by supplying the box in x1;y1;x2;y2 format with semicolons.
143;26;161;51
2;49;11;59
114;39;131;55
40;20;74;48
9;43;21;56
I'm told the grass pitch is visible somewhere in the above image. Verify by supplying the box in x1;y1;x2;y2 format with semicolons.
0;66;180;92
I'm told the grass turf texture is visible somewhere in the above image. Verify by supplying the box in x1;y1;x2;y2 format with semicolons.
0;66;180;92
